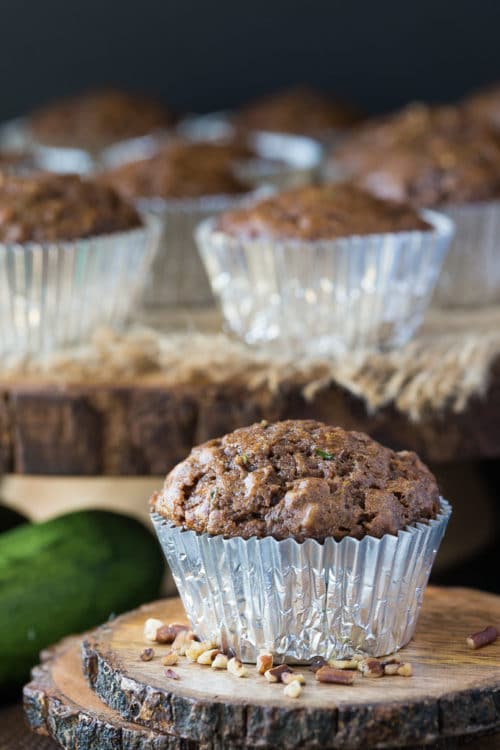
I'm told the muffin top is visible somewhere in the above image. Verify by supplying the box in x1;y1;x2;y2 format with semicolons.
30;88;174;150
99;140;251;201
462;83;500;132
214;183;430;241
151;419;440;542
334;102;468;175
235;86;362;135
355;135;500;207
0;172;142;243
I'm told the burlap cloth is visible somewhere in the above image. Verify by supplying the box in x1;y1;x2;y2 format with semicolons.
2;305;500;422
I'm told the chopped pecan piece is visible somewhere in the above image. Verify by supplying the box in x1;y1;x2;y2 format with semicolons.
358;658;384;677
161;651;179;666
212;653;229;670
256;652;273;675
283;680;302;698
143;618;164;642
140;647;154;662
264;664;292;683
309;656;327;673
197;648;220;665
156;623;189;644
165;668;180;680
396;663;413;677
227;657;247;677
466;626;499;650
315;665;355;684
282;671;306;685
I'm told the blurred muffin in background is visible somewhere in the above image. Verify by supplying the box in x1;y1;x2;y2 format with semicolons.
99;139;261;307
234;85;363;137
0;171;142;242
29;88;175;151
99;140;252;201
331;102;470;177
462;82;500;132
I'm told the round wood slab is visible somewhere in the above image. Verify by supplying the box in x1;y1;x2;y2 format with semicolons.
82;587;500;749
23;638;197;749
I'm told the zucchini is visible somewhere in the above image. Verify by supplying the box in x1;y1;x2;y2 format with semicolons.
0;510;164;697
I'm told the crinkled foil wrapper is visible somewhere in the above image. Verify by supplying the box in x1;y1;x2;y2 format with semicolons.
151;498;451;663
197;210;454;355
137;188;272;308
434;200;500;307
0;215;161;357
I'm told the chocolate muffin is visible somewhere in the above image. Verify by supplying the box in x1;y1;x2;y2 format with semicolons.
235;86;362;135
214;183;430;241
355;134;500;208
30;89;174;151
462;83;500;132
0;172;141;243
99;141;251;201
152;419;440;542
334;102;468;176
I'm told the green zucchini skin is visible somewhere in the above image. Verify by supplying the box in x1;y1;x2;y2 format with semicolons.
0;510;164;697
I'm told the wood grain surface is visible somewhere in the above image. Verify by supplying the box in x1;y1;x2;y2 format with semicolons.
2;359;500;477
80;587;500;749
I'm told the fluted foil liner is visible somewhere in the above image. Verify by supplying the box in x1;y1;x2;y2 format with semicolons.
0;216;161;357
196;210;454;355
434;200;500;307
138;189;271;308
151;499;451;663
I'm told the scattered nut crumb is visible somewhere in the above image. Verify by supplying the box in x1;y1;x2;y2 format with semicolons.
186;640;217;662
140;648;154;662
143;618;164;642
161;651;179;666
383;663;400;675
212;653;229;670
156;623;189;644
396;663;413;677
315;665;355;684
165;668;180;680
309;656;327;673
227;657;247;677
197;648;220;666
172;629;196;655
283;680;302;698
282;671;306;685
358;658;384;678
256;652;273;675
466;626;499;650
329;658;359;670
264;664;293;683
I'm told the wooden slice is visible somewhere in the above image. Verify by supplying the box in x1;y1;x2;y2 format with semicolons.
2;365;500;476
23;638;198;749
82;587;500;749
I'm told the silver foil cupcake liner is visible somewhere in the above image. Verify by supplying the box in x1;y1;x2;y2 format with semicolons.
0;216;161;357
151;499;451;663
196;209;454;355
434;200;500;307
137;189;271;308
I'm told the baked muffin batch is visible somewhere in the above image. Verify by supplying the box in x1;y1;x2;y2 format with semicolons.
2;81;500;356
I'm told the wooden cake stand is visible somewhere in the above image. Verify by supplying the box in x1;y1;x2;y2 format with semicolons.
24;586;500;749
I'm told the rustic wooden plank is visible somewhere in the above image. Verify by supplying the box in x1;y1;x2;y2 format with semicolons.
2;359;500;476
80;587;500;749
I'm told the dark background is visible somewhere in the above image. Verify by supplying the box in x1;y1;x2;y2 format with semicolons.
2;0;500;121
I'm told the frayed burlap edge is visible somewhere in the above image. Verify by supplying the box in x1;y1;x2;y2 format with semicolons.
2;306;500;422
